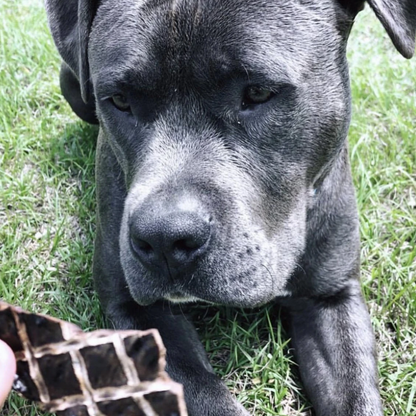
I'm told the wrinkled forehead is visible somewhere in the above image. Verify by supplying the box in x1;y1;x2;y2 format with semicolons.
90;0;346;87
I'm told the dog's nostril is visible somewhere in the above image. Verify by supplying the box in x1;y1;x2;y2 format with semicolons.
174;238;201;252
131;236;153;255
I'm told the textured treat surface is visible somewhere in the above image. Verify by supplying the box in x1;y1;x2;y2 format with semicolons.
0;301;187;416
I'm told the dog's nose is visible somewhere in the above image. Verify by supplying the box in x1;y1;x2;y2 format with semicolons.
129;209;211;273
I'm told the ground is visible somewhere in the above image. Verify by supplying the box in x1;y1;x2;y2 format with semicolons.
0;0;415;415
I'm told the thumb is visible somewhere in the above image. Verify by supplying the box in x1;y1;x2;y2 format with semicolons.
0;339;16;407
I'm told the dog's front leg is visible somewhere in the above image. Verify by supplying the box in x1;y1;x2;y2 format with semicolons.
286;280;383;416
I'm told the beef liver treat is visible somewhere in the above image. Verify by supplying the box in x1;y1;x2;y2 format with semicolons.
0;301;187;416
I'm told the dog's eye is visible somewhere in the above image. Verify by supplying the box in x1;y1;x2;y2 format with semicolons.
242;86;274;109
111;94;131;112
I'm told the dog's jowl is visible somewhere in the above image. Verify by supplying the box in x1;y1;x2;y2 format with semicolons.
45;1;416;415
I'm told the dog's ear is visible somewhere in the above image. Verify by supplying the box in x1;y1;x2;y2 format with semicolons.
367;0;416;58
338;0;416;58
45;0;99;103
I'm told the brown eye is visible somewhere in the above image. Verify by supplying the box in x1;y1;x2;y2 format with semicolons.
111;94;131;112
242;86;274;109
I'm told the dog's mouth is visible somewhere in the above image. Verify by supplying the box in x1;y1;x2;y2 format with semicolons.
164;292;212;304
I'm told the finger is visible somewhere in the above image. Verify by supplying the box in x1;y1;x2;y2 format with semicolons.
0;339;16;406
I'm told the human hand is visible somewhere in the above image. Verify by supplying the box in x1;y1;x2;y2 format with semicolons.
0;339;16;407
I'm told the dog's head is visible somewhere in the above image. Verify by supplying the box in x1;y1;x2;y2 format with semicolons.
46;0;415;307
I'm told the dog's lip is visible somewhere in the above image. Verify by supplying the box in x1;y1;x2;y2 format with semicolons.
164;293;213;304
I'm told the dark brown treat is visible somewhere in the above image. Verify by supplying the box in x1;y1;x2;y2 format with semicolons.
15;360;41;401
80;343;127;388
38;353;83;399
0;307;24;352
0;301;187;416
124;334;161;381
57;405;90;416
97;397;147;416
145;391;182;416
21;312;65;347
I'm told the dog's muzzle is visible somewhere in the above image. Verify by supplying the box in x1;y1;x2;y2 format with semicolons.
129;201;212;278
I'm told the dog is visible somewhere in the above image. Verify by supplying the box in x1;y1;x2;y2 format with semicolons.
45;1;415;415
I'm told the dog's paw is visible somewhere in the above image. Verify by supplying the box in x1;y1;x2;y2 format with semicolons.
186;396;250;416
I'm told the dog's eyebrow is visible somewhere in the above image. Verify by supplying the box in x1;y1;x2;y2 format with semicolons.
194;48;299;88
92;65;158;98
91;70;126;97
94;77;140;100
229;54;300;87
240;47;304;87
203;45;302;86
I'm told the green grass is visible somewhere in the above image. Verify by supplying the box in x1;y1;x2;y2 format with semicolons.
0;1;415;415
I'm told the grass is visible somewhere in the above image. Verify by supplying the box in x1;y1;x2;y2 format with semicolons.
0;0;415;415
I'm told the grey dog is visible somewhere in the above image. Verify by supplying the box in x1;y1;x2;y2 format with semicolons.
45;0;415;415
